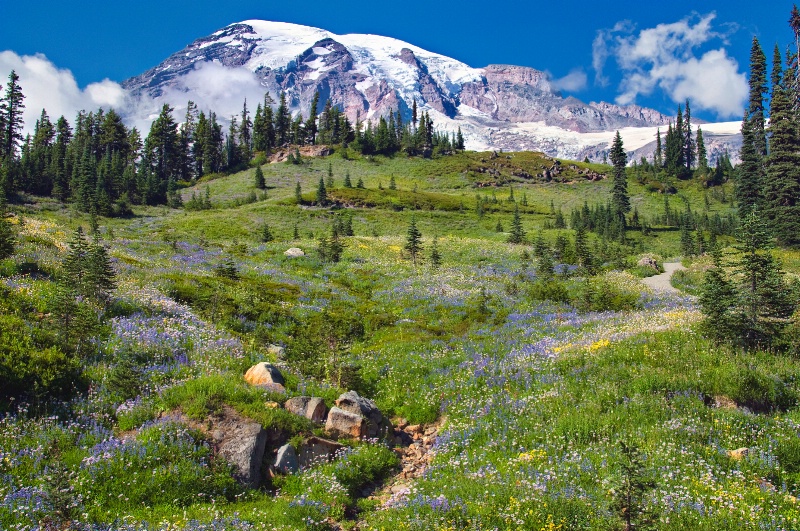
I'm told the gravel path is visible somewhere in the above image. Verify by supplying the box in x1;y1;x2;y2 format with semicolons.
641;262;686;293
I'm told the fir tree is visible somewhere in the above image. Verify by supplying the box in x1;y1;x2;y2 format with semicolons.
389;175;397;190
254;164;265;189
63;226;91;296
259;223;274;242
316;176;328;206
764;47;800;246
696;127;708;172
610;131;630;225
85;235;116;304
654;129;663;168
344;171;352;188
295;181;302;204
507;204;525;244
404;217;423;265
326;162;334;188
293;222;300;240
356;176;364;189
737;37;768;218
1;70;25;161
430;236;442;269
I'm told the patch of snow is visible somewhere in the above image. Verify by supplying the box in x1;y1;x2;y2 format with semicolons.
312;46;332;55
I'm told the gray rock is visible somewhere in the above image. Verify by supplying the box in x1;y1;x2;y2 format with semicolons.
637;256;659;271
284;248;305;258
298;437;344;469
285;396;327;423
325;407;366;439
334;391;392;439
217;417;267;488
267;344;285;359
274;444;299;474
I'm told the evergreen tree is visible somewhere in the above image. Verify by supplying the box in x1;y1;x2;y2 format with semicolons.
259;222;274;242
610;131;630;225
389;175;397;190
0;209;14;259
696;127;708;172
430;236;442;269
275;92;291;146
764;47;800;246
305;91;320;144
737;37;768;217
86;235;116;304
254;164;266;189
404;217;423;265
1;70;25;161
326;163;334;188
295;181;302;204
344;171;352;188
654;129;663;168
683;100;695;171
507;204;526;244
356;176;364;189
316;176;327;206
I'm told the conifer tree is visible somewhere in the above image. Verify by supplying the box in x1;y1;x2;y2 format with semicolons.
683;100;695;171
86;235;116;304
63;226;90;296
430;236;442;269
259;222;274;242
610;131;630;225
1;70;25;161
507;204;525;244
275;92;291;146
404;217;422;265
737;37;768;217
356;176;364;189
316;176;327;206
654;129;663;168
344;171;352;188
0;209;15;259
295;181;302;204
389;175;397;190
696;127;708;172
764;47;800;246
254;164;265;189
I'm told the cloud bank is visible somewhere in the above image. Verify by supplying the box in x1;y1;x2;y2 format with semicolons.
0;51;268;137
0;51;129;134
592;13;747;118
549;68;588;92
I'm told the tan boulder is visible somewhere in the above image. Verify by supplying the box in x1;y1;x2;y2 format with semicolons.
244;362;285;392
325;406;366;439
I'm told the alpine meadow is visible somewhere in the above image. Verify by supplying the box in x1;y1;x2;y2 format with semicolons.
3;3;800;531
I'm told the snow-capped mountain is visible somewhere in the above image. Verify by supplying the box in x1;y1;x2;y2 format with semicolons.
123;20;741;161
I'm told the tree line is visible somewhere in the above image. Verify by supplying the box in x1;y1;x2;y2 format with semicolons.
0;75;465;215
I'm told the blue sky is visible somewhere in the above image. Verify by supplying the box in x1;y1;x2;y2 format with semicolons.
0;0;794;122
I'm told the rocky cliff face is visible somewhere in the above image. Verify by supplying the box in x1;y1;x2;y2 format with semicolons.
122;20;738;160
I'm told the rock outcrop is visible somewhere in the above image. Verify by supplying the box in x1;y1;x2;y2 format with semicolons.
331;391;392;439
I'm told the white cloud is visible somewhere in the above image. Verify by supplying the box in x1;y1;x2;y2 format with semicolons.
592;13;747;118
129;61;268;132
0;51;269;136
549;68;588;92
0;51;128;134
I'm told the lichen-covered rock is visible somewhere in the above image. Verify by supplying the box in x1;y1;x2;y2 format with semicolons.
325;406;366;439
284;396;327;423
274;444;299;474
637;256;659;271
244;362;285;389
334;391;392;439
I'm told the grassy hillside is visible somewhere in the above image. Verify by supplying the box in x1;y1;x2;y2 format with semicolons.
1;149;799;530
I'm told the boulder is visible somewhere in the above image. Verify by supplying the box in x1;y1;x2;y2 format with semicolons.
244;362;285;389
325;407;366;439
284;248;305;258
727;447;749;460
274;444;299;474
217;415;267;488
298;437;344;469
637;256;659;271
285;396;327;423
334;391;392;439
267;344;285;359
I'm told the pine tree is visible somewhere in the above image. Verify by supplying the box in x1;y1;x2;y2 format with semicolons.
295;181;302;204
683;100;695;171
389;175;397;190
507;204;525;244
63;226;90;296
275;92;291;146
293;222;300;240
737;37;768;218
356;176;364;189
344;171;352;188
254;164;266;189
404;217;423;265
326;163;334;188
85;235;116;304
654;129;663;168
610;131;630;225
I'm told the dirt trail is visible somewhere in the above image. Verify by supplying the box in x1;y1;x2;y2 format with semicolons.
641;262;686;293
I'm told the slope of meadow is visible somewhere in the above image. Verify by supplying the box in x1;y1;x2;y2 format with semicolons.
2;150;799;530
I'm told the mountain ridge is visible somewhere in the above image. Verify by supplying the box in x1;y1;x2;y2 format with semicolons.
122;20;741;161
